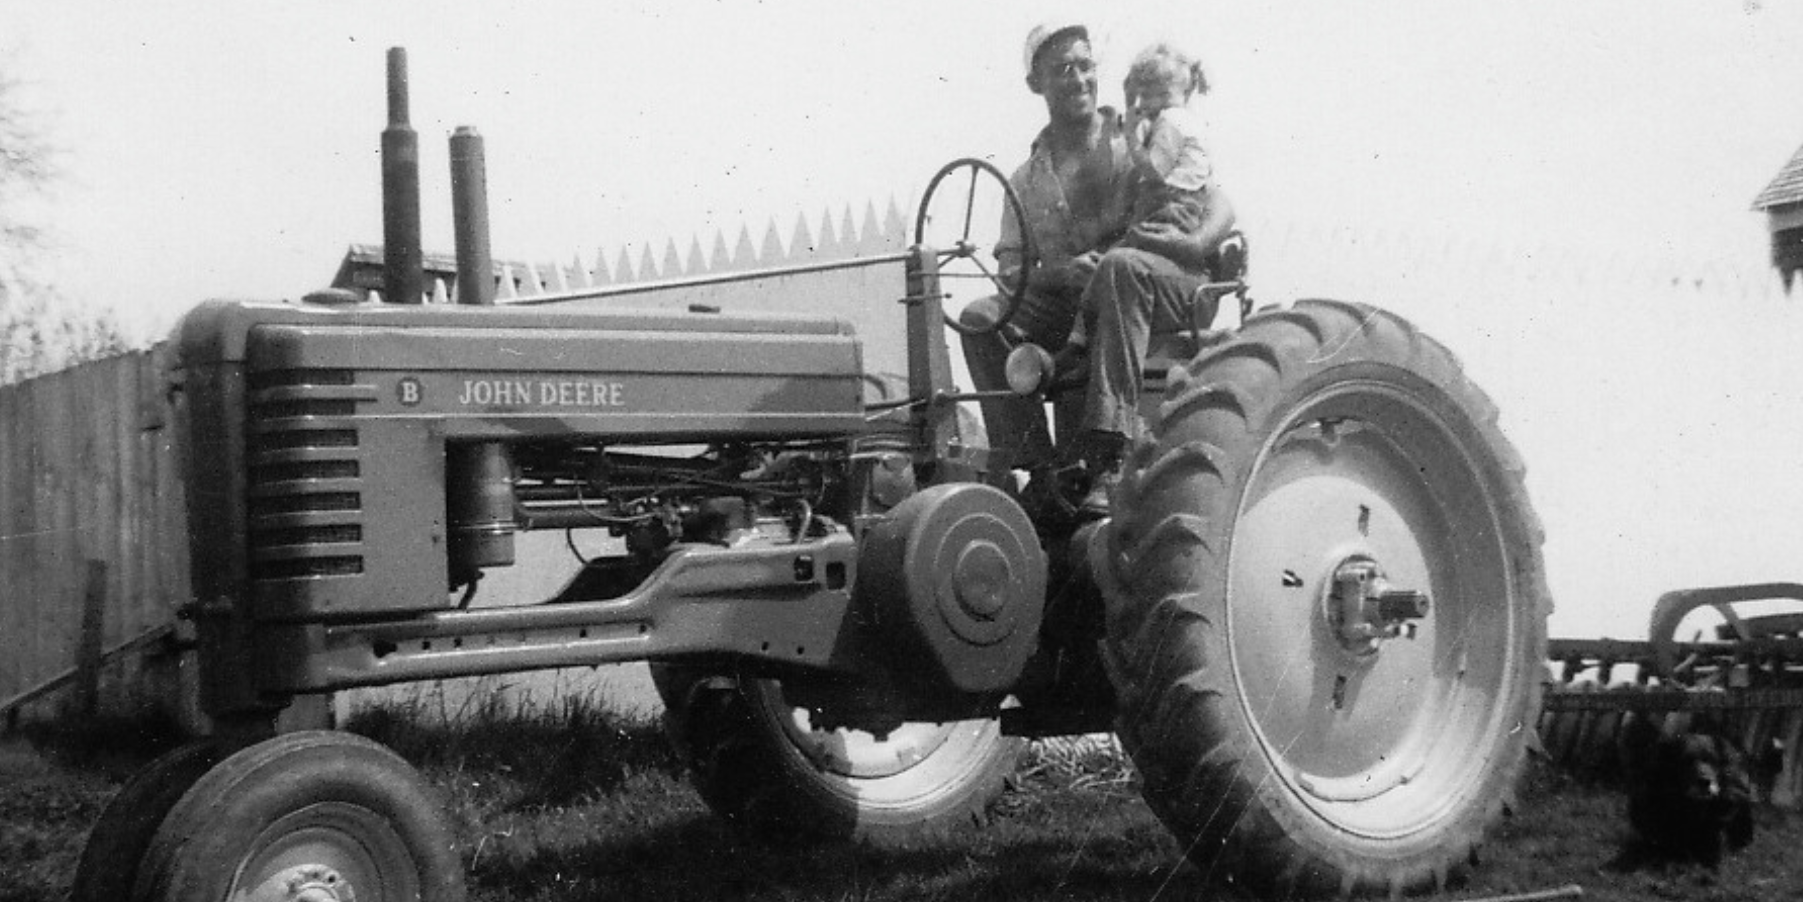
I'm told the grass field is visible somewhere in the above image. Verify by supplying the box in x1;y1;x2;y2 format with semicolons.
4;697;1802;902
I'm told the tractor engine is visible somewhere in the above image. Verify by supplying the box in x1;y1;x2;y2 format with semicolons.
507;440;856;600
516;443;845;568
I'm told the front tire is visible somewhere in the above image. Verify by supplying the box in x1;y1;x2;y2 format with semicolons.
72;741;230;902
1097;300;1549;897
652;665;1020;842
132;731;463;902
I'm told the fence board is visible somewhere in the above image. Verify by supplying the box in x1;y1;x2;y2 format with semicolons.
114;356;141;643
81;364;107;640
21;378;48;704
25;374;56;707
50;373;79;703
1;383;19;710
22;379;44;708
139;353;169;640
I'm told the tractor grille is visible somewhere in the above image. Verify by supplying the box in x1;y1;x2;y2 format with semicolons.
247;369;369;580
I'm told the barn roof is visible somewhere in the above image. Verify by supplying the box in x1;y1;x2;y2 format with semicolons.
1753;141;1803;211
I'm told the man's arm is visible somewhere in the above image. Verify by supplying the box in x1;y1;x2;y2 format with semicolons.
998;199;1101;295
1122;187;1237;274
995;177;1028;283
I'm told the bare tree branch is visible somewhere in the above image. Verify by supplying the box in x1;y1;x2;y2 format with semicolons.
1;54;132;383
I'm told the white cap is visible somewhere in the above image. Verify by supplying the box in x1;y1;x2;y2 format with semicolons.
1022;21;1089;77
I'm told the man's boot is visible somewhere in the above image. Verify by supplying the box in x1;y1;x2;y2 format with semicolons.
1076;429;1127;517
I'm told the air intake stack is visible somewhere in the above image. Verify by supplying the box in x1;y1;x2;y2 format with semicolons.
445;112;515;586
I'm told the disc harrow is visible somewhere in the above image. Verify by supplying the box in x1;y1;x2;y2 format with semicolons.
1540;584;1803;804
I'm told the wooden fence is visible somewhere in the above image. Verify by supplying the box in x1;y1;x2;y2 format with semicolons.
0;348;191;724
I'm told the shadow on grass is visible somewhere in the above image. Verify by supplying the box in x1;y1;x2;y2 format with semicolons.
10;707;189;779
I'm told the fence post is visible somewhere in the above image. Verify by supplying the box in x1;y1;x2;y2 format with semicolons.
73;559;108;717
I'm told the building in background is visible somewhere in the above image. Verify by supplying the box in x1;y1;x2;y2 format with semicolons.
1754;141;1803;291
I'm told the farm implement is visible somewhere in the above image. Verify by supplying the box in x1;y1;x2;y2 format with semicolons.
1540;584;1803;801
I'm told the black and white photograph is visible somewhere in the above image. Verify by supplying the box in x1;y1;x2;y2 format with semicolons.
4;2;1803;899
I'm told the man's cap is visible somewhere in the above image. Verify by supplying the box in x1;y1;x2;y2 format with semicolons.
1022;21;1089;77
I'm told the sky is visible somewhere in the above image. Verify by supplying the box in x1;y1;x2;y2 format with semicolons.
8;0;1803;641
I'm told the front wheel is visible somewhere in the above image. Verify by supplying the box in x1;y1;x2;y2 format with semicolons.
1097;299;1549;897
72;741;232;902
132;731;463;902
652;665;1020;842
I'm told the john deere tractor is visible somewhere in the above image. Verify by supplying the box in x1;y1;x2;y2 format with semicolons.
75;50;1548;901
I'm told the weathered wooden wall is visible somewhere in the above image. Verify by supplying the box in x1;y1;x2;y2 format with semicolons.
0;349;191;723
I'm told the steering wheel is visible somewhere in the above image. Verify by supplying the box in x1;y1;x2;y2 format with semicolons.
914;158;1034;336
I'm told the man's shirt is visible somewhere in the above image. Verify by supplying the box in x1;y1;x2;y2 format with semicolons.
996;108;1137;279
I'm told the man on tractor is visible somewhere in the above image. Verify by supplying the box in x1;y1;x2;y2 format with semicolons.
960;21;1238;514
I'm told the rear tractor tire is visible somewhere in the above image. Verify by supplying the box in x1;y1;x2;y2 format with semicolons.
1096;299;1550;897
652;665;1021;842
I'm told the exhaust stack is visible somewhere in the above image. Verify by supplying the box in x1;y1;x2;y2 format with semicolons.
381;47;424;304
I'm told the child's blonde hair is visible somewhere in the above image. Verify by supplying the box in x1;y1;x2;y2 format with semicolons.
1124;42;1208;97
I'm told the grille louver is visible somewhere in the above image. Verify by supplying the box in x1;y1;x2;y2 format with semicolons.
247;369;369;580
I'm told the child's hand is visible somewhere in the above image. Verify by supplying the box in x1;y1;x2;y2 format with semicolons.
1130;222;1186;243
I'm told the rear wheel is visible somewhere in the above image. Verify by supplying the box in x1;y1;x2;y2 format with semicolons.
652;665;1020;841
1097;300;1549;897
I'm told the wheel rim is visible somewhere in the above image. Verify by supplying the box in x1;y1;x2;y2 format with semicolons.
229;802;418;902
754;681;1005;814
1226;379;1521;839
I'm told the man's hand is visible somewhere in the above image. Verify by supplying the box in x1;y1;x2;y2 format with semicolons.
1028;250;1103;293
1121;221;1188;261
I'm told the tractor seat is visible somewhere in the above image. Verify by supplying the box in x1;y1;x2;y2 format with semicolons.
1144;229;1250;381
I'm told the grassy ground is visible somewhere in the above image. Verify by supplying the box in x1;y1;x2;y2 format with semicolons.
4;699;1802;902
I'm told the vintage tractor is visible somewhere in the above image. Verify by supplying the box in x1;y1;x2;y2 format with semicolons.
73;51;1549;900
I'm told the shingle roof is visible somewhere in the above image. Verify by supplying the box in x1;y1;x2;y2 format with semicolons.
1753;141;1803;210
330;243;527;292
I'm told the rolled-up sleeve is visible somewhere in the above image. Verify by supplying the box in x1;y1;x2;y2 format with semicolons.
995;166;1029;278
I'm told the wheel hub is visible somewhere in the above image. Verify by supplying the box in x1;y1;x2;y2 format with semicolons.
247;864;353;902
1323;555;1430;656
